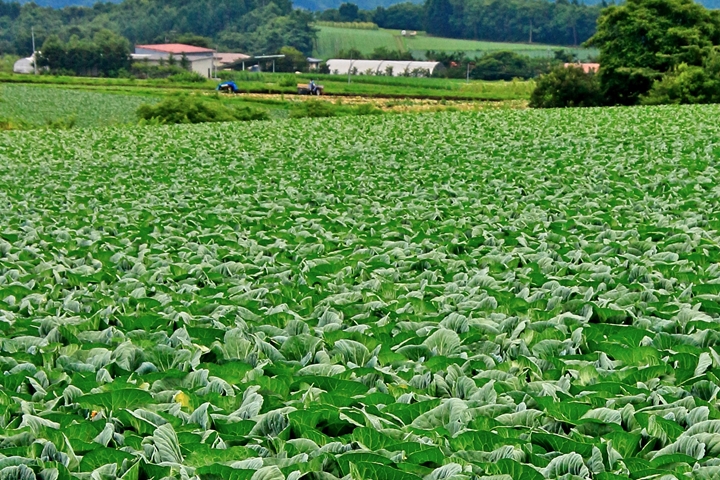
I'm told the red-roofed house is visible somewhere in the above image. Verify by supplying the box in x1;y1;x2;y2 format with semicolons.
133;43;216;78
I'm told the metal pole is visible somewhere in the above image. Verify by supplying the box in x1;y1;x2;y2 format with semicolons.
348;53;352;85
466;62;470;83
272;59;275;73
32;27;37;75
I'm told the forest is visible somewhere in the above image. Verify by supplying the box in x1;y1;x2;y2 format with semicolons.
2;0;604;60
319;0;602;46
1;0;315;56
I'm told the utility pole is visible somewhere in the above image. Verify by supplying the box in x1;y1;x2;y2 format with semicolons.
32;27;37;75
348;51;352;85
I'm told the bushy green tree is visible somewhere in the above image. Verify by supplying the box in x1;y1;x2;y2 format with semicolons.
471;51;531;81
337;47;364;59
175;34;214;48
38;29;129;76
587;0;720;105
424;0;454;36
338;2;360;22
276;46;308;72
372;3;424;31
529;65;602;108
93;29;131;75
367;47;413;60
642;52;720;104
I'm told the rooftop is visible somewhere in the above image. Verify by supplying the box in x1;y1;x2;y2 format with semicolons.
135;43;215;54
216;53;251;64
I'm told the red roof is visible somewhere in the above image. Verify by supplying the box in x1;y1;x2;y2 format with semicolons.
136;43;215;54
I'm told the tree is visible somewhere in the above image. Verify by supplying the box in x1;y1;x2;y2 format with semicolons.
175;34;214;48
276;46;308;72
642;52;720;104
338;47;364;59
530;65;602;108
180;54;191;70
587;0;720;105
37;30;129;77
38;36;67;72
338;3;359;22
471;51;532;81
373;3;424;31
93;29;131;75
424;0;453;36
368;47;413;60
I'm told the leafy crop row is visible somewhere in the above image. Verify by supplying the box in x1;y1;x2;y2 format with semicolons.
0;85;157;128
1;106;720;480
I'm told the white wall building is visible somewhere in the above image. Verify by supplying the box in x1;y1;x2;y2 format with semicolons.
133;44;216;78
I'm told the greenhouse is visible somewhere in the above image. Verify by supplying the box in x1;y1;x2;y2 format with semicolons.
13;57;34;74
326;59;444;77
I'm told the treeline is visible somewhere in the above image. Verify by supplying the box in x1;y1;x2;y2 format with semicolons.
39;29;131;76
0;0;315;57
318;0;603;46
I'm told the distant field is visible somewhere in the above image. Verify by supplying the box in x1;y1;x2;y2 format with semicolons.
1;72;534;102
314;26;598;60
0;84;157;127
0;80;529;128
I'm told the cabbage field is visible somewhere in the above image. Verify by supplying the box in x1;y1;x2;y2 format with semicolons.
0;85;157;128
2;106;720;480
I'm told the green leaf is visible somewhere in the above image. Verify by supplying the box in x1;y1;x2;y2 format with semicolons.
78;390;153;411
78;447;136;472
195;464;254;480
532;433;595;457
486;459;543;480
291;376;369;396
355;462;422;480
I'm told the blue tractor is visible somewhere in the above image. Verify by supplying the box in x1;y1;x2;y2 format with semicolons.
216;81;240;93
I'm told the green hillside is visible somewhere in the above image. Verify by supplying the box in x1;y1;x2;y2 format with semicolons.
313;26;598;60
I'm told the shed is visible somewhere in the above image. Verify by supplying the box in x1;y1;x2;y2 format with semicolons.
13;57;34;74
133;44;216;78
215;53;250;69
307;57;322;70
326;59;444;77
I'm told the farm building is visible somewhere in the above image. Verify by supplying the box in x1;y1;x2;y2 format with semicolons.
13;56;34;74
326;59;444;77
564;62;600;73
215;53;250;70
307;57;322;70
133;44;216;78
